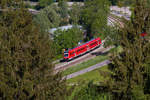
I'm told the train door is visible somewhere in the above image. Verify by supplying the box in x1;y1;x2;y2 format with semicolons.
64;53;69;59
70;51;76;58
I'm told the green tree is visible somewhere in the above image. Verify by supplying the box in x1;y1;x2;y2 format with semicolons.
53;27;84;55
81;0;110;39
69;3;82;25
117;0;123;8
122;0;135;6
39;0;53;8
100;0;150;100
103;26;120;47
34;4;61;32
72;81;111;100
109;0;118;5
0;1;70;99
58;1;69;25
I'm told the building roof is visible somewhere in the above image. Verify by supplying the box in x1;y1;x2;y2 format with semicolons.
48;25;82;34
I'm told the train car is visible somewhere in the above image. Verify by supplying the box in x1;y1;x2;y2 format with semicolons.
63;37;101;61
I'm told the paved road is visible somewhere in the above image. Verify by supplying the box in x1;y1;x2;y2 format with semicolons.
63;60;111;80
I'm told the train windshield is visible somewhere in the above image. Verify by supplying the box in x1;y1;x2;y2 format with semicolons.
64;53;68;57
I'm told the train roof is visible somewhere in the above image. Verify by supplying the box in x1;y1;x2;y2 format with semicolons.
64;37;100;53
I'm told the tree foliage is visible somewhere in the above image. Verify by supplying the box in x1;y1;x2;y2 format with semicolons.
69;3;82;25
72;81;111;100
103;26;120;47
38;0;53;9
100;0;150;100
34;1;70;31
0;1;70;100
34;4;61;32
108;0;118;5
53;27;84;55
58;1;69;25
109;0;150;6
81;0;110;39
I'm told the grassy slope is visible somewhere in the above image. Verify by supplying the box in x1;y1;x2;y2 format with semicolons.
65;46;122;84
67;65;109;84
66;46;122;99
63;55;109;76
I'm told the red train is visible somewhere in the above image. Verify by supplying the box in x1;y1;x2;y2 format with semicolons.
63;37;102;61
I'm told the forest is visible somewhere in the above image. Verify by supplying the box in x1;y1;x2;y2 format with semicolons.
0;0;150;100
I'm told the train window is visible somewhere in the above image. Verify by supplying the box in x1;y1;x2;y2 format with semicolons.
78;49;81;52
90;43;94;46
80;48;84;51
77;47;86;52
90;42;97;46
64;53;68;57
70;52;75;55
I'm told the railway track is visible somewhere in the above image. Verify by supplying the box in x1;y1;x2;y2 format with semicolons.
108;15;124;28
54;44;113;73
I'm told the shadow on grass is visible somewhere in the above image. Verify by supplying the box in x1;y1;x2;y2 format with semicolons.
91;51;109;56
107;63;115;72
60;59;66;62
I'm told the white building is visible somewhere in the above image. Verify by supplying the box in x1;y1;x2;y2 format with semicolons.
110;6;131;16
49;25;84;39
49;25;82;34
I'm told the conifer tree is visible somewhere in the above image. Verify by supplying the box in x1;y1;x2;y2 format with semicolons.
0;0;70;100
100;0;150;100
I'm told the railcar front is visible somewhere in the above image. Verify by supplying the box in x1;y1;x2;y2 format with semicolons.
63;50;69;61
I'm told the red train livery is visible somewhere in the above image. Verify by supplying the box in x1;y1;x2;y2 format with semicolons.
63;37;101;60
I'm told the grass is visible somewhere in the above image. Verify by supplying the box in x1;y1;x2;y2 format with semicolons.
63;46;122;75
63;55;109;76
63;46;122;76
66;65;112;100
109;46;122;53
65;46;122;84
65;46;121;99
67;65;110;84
52;54;62;62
